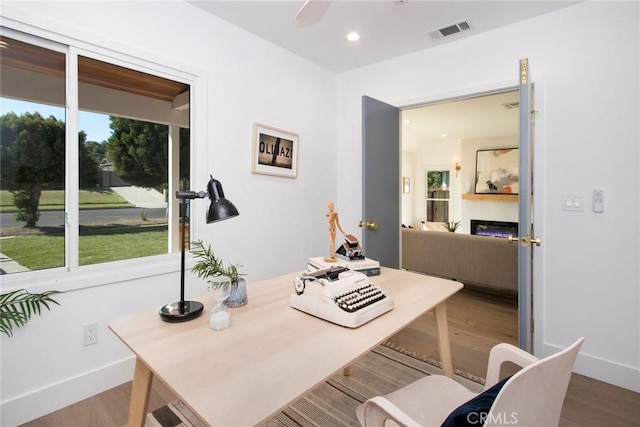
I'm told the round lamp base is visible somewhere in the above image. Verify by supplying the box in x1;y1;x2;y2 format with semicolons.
159;301;204;323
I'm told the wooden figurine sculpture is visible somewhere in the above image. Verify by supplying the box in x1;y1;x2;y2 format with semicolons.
324;201;364;262
324;201;345;262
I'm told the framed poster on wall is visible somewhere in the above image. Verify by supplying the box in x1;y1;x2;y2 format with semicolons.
251;123;299;178
402;177;410;194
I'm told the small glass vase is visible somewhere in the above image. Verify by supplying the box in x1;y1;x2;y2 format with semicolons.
224;278;248;308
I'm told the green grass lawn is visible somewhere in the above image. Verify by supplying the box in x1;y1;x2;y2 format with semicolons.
1;188;167;271
0;234;65;270
0;188;133;212
0;225;168;270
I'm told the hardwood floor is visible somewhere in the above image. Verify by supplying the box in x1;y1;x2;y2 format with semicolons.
20;377;175;427
21;288;639;426
388;287;640;427
389;287;519;377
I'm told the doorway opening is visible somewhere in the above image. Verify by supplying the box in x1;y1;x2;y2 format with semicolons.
399;89;520;340
401;89;520;233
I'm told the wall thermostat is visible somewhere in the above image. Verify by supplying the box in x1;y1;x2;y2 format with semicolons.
593;189;605;213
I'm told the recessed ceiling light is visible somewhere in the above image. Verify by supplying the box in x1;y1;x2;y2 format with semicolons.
347;32;360;42
441;134;447;138
404;119;410;124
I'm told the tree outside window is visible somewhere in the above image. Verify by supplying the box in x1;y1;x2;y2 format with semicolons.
0;33;190;275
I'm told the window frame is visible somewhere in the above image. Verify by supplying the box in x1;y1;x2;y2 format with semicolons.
0;22;208;293
424;166;454;223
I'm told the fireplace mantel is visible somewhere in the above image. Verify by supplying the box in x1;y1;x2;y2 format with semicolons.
462;193;517;202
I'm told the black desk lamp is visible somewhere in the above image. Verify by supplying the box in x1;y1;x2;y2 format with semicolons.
159;175;239;322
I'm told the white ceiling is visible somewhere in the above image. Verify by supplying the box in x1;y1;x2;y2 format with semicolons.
187;1;576;151
188;0;579;73
402;89;519;151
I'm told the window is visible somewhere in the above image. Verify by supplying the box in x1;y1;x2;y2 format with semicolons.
0;29;192;277
0;36;67;272
425;170;450;222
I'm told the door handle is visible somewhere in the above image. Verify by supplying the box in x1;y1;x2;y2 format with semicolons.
508;235;541;247
524;236;542;247
358;220;377;230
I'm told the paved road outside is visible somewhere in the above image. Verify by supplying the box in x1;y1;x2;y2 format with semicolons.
0;186;168;274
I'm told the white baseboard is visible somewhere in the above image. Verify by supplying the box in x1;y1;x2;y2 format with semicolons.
542;343;640;393
576;353;640;393
1;356;135;427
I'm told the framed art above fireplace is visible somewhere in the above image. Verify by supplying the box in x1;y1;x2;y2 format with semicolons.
475;148;519;194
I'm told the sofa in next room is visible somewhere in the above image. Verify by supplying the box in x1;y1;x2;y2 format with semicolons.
401;228;518;296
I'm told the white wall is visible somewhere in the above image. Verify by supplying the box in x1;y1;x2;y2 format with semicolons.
405;139;461;229
401;151;416;227
336;1;639;393
0;2;338;425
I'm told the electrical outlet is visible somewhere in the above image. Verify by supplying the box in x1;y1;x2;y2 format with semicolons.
83;322;99;346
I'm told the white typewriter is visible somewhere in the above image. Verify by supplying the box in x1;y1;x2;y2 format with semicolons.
290;265;394;328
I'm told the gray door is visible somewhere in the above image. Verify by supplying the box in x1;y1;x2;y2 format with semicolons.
517;58;538;352
361;96;400;268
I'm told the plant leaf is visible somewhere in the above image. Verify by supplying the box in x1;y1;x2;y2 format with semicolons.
0;289;61;337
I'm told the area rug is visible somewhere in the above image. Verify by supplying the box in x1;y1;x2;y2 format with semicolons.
145;343;483;427
146;401;205;427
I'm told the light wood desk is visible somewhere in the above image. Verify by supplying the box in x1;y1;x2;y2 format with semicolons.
109;267;462;426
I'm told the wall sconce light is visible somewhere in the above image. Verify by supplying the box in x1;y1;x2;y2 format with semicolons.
159;175;239;323
455;162;462;177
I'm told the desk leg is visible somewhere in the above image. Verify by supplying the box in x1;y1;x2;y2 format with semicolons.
434;301;454;378
128;357;153;427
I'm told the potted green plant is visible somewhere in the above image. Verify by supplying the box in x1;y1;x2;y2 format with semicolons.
0;289;60;337
190;240;247;307
444;220;461;233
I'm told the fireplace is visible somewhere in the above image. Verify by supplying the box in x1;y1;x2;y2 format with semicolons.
470;219;518;238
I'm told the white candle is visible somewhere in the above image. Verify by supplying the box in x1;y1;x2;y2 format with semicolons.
209;310;230;330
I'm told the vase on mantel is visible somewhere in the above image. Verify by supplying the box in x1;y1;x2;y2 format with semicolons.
224;278;248;308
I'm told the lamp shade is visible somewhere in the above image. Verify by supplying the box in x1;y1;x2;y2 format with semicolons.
206;176;239;223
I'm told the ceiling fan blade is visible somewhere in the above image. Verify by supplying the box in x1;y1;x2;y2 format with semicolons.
295;0;331;24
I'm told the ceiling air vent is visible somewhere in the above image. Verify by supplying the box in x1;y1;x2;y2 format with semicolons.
427;20;472;41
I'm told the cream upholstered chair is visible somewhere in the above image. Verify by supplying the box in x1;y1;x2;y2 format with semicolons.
356;338;584;427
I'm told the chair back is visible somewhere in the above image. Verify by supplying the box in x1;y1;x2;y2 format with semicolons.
485;338;584;426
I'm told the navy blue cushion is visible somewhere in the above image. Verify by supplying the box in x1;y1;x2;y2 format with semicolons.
441;376;511;427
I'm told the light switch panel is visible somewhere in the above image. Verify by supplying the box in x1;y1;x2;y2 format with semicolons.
562;193;584;212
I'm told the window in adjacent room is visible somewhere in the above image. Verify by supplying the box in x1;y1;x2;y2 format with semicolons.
425;170;450;222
